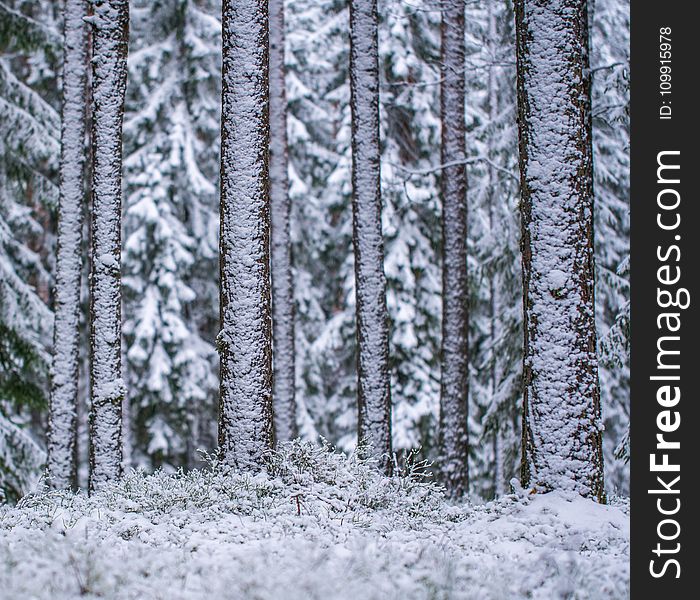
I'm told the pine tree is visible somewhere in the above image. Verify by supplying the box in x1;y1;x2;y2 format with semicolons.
349;0;392;473
438;0;469;497
269;0;297;443
515;0;605;501
46;0;87;491
88;0;129;492
218;0;273;472
122;0;220;471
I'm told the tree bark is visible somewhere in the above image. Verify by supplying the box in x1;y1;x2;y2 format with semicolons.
438;0;469;498
487;0;506;500
269;0;297;443
46;0;88;491
218;0;274;472
88;0;129;493
349;0;392;474
515;0;605;501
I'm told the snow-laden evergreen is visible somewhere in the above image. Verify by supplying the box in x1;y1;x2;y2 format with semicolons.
88;0;129;491
122;0;220;471
349;0;393;473
0;0;60;501
377;0;442;462
515;0;605;500
288;0;445;463
218;0;274;472
590;0;630;495
269;0;297;443
46;0;87;491
285;0;355;446
466;0;522;499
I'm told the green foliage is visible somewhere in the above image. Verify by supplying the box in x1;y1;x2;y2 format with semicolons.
0;1;59;58
0;323;46;410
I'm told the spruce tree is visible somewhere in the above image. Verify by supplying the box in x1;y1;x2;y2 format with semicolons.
590;0;630;495
467;0;522;500
0;0;60;500
285;0;354;446
123;0;220;471
378;0;442;462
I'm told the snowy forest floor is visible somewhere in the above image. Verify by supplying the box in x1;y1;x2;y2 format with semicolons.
0;442;629;599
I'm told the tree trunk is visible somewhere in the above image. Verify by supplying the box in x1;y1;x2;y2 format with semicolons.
487;0;505;500
88;0;129;493
515;0;605;501
269;0;297;443
218;0;274;472
349;0;392;474
438;0;469;498
46;0;88;491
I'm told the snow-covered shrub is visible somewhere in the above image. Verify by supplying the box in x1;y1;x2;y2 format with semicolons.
0;442;629;599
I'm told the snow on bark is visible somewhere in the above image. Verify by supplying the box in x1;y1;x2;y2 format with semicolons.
88;0;129;492
515;0;605;501
438;0;469;498
269;0;297;444
487;0;506;499
218;0;274;472
349;0;392;474
46;0;87;491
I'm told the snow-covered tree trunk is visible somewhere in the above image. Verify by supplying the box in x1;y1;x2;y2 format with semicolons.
46;0;88;491
88;0;129;492
487;0;506;499
437;0;469;497
218;0;274;472
349;0;392;474
269;0;297;443
515;0;605;501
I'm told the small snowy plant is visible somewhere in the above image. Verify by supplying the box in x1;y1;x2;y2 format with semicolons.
0;442;629;599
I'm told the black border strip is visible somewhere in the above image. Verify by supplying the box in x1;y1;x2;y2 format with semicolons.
630;2;697;595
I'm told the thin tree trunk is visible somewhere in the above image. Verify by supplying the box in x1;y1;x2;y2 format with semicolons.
487;0;506;500
88;0;129;493
438;0;469;497
349;0;392;475
515;0;605;501
77;3;94;490
218;0;274;472
269;0;297;443
46;0;88;491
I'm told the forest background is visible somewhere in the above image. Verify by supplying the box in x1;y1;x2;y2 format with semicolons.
0;0;629;502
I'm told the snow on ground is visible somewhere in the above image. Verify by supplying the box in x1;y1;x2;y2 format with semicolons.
0;442;629;599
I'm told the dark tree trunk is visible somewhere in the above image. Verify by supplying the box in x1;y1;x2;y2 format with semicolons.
88;0;129;493
218;0;274;472
349;0;392;475
269;0;297;443
515;0;605;501
47;0;88;491
438;0;470;498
